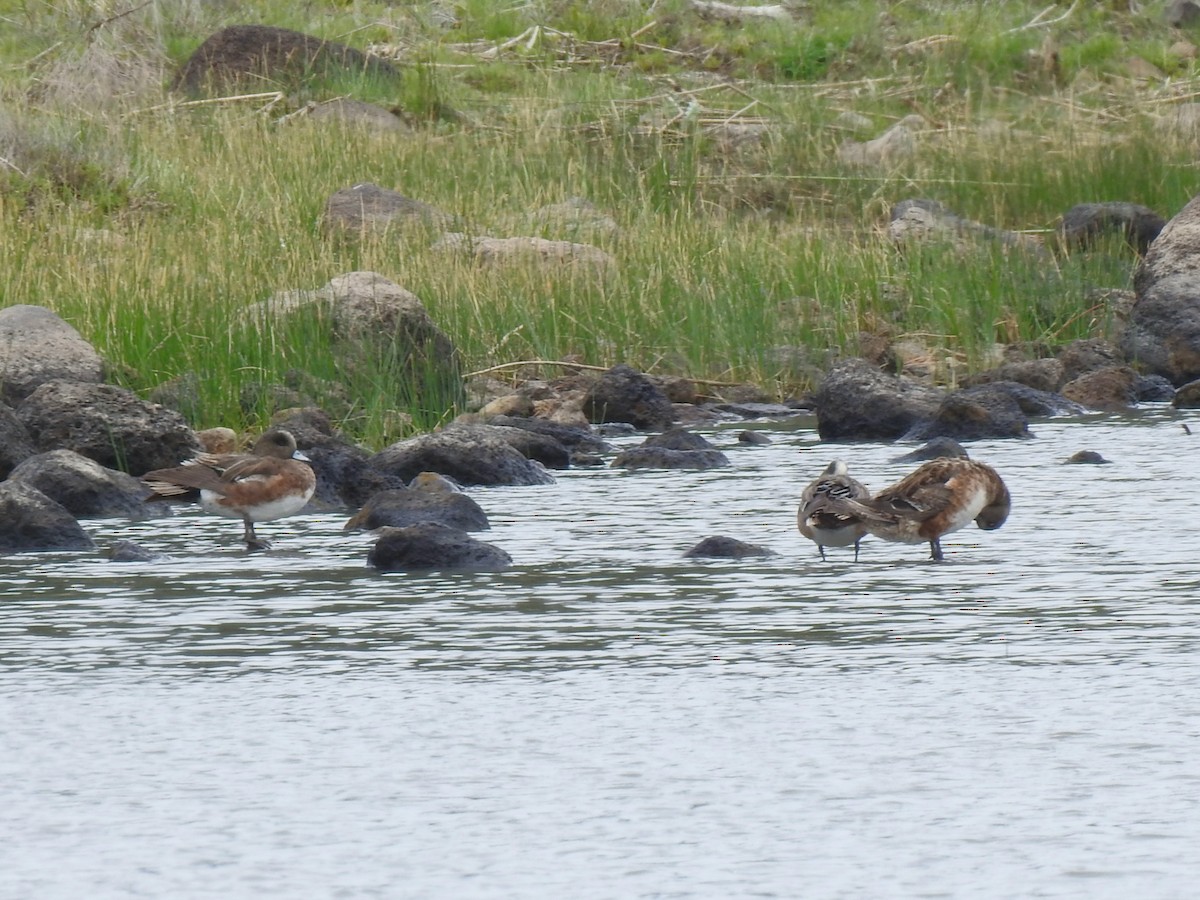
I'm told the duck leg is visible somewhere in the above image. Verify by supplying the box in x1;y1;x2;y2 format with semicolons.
929;538;944;562
818;545;827;561
243;519;271;551
853;537;862;563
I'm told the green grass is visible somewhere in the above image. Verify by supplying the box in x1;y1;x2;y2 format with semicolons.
0;0;1195;447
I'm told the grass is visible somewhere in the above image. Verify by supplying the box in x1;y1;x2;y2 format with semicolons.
1;0;1197;447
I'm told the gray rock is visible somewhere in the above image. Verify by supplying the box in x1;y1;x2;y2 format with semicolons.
1121;192;1200;383
368;424;555;486
17;381;200;476
611;447;730;470
813;358;944;442
1061;366;1139;411
581;364;675;431
0;481;95;553
0;305;104;405
108;540;164;561
485;415;612;456
0;401;36;479
902;384;1031;442
1136;374;1176;402
297;98;408;132
1058;338;1125;383
888;198;1042;253
684;535;776;559
367;522;512;572
1065;450;1111;465
321;183;453;235
892;437;967;463
1057;202;1165;255
966;357;1065;393
737;430;771;445
8;449;152;519
344;482;490;532
1172;378;1200;408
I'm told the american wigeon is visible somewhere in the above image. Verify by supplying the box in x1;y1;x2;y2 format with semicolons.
826;457;1010;561
143;428;316;550
798;460;871;561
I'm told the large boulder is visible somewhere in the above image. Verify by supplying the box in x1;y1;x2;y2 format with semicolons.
611;427;730;470
368;424;555;486
171;25;401;94
1056;202;1165;256
1121;192;1200;383
0;305;104;405
581;364;675;431
16;381;200;476
0;482;95;553
813;358;943;442
7;449;152;518
321;183;454;235
0;401;36;479
1061;366;1140;411
367;522;512;572
901;384;1031;442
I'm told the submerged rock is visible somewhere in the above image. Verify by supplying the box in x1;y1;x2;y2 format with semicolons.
367;522;512;572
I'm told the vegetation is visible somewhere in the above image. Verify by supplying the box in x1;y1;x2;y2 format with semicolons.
1;0;1198;446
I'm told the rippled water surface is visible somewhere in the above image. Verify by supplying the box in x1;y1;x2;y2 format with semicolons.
4;410;1200;898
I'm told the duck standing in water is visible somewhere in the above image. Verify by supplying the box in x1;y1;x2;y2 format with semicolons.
824;457;1010;562
798;460;871;561
143;429;316;550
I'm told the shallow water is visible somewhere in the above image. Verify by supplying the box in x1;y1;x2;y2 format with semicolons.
3;409;1200;898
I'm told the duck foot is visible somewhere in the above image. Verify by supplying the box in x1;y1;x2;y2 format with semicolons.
928;539;944;562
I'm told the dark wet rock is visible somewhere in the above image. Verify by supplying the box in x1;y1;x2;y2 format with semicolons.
595;422;638;437
7;449;152;519
1058;338;1125;384
0;401;36;479
581;364;675;431
171;25;401;94
965;357;1064;393
0;482;95;553
1061;366;1139;411
108;540;164;562
1172;378;1200;408
16;381;200;476
1066;450;1111;465
611;428;729;469
367;522;512;572
967;381;1084;417
611;446;729;470
368;424;555;486
813;358;944;442
901;384;1031;442
892;437;968;463
737;430;771;445
345;479;490;532
301;442;406;510
1056;202;1165;255
0;305;104;405
486;415;612;456
683;535;776;559
713;401;802;419
483;424;571;470
1136;374;1176;402
1121;192;1200;383
321;183;453;235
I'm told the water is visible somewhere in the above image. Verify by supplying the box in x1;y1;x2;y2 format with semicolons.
3;409;1200;899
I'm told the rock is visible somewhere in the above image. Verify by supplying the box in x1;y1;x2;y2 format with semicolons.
1172;378;1200;408
964;380;1084;417
478;393;536;418
7;449;152;519
16;381;200;476
303;442;407;509
737;430;771;445
838;116;925;167
887;198;1041;253
813;358;944;442
108;540;164;561
1056;202;1165;255
321;183;454;235
1166;0;1200;27
902;384;1031;442
966;357;1064;393
1066;450;1111;464
611;427;729;469
892;437;968;463
367;523;512;572
581;364;675;431
1061;366;1139;411
294;98;408;132
344;479;490;532
368;424;555;486
1122;192;1200;383
1057;338;1125;383
0;305;104;405
0;482;95;553
683;535;776;559
485;415;612;457
171;25;401;94
1136;374;1176;402
483;424;572;469
527;197;619;240
432;233;615;271
0;401;36;479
